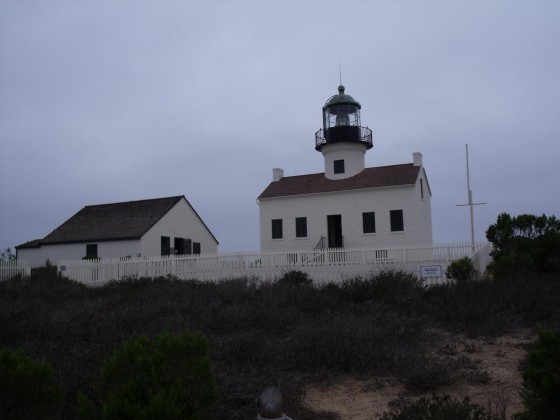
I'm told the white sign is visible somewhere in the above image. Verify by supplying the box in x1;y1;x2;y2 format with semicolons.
420;265;442;278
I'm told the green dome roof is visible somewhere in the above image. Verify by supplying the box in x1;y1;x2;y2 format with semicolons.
324;85;361;109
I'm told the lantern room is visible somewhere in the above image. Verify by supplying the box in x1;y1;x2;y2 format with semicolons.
315;85;373;151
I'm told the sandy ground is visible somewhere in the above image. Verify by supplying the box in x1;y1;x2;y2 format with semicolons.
303;329;534;419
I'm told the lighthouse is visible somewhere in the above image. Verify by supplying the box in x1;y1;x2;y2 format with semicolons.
258;83;432;252
315;85;373;180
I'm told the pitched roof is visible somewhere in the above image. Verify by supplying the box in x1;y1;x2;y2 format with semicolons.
22;195;217;246
258;164;421;199
15;239;42;250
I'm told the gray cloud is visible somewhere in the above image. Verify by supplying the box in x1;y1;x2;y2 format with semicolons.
1;0;559;253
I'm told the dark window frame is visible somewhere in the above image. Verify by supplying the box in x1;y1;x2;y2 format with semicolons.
86;243;98;258
174;237;185;255
193;242;201;255
362;212;376;234
271;219;283;239
390;210;404;232
295;217;307;238
161;236;171;256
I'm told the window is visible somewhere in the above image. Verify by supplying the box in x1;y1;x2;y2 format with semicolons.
174;238;185;255
420;178;424;199
390;210;404;232
334;159;345;174
271;219;283;239
86;244;98;258
193;242;201;255
295;217;307;238
362;212;376;234
173;238;192;255
161;236;170;256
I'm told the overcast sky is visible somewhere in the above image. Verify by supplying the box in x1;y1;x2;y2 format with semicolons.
1;0;559;254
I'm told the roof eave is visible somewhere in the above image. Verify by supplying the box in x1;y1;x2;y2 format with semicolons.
38;236;143;246
258;182;416;200
178;196;220;246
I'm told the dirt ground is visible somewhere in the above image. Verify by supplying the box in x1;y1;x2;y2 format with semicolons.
303;329;535;419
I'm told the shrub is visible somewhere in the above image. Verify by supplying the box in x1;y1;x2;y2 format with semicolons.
0;348;63;419
515;327;560;420
78;331;220;420
337;270;422;305
276;270;313;287
380;394;503;420
30;259;59;280
288;309;423;374
402;354;459;392
486;213;560;276
445;257;479;283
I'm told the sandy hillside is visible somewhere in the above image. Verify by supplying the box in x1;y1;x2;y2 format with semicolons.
304;329;534;419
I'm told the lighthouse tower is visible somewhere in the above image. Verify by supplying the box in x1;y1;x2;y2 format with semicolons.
315;85;373;180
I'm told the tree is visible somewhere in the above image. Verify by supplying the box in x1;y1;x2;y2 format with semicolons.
0;247;15;261
485;213;560;275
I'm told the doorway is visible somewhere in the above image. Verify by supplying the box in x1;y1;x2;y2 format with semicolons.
327;215;343;248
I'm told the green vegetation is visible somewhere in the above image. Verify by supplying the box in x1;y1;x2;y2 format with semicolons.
380;394;503;420
486;213;560;275
1;213;560;419
0;348;63;419
0;247;15;261
515;327;560;420
78;331;219;420
1;269;559;418
445;256;479;283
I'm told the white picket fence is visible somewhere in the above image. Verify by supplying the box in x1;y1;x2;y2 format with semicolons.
0;259;31;280
58;242;491;287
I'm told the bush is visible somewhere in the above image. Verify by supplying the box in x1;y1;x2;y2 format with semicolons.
401;354;460;392
2;268;559;418
276;270;313;287
0;348;63;419
78;331;220;420
380;394;503;420
337;270;422;305
516;327;560;420
486;213;560;276
30;259;59;280
288;309;423;374
446;257;479;283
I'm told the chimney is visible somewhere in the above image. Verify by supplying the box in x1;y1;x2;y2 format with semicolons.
413;152;423;167
272;168;284;182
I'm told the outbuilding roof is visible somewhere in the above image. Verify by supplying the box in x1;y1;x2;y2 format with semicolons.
17;196;218;247
258;164;424;199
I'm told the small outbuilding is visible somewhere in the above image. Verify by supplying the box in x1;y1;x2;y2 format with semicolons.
16;195;218;267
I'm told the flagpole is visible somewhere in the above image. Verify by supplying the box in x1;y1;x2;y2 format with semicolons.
457;144;487;253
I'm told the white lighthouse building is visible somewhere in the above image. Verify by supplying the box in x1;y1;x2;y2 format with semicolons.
257;85;433;251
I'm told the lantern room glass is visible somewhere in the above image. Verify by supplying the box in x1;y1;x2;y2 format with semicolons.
323;104;361;130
